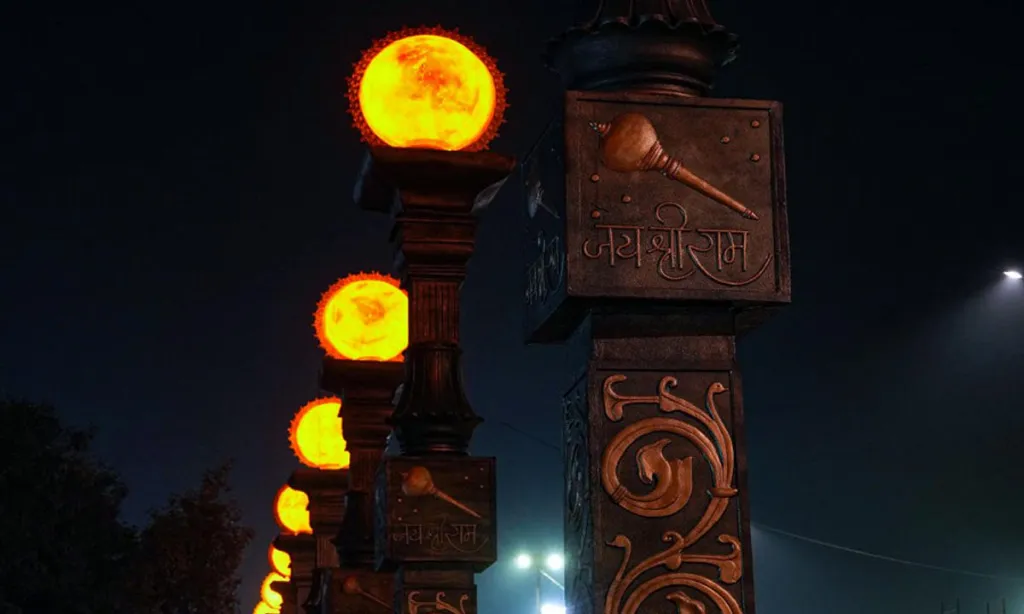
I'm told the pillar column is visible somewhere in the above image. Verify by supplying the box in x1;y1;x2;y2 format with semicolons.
316;358;405;613
529;4;790;612
356;146;514;614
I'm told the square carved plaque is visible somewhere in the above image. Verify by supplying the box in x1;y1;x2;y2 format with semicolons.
375;457;496;571
523;91;790;342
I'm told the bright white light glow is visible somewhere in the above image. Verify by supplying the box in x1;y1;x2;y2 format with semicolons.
1004;269;1023;280
541;604;566;614
546;553;565;571
515;553;533;569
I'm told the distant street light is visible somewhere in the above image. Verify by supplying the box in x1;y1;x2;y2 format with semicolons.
1004;269;1023;280
513;550;565;613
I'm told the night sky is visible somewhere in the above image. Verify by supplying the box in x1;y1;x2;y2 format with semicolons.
3;1;1023;613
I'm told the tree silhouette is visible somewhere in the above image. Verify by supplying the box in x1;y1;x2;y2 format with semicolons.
0;399;136;613
0;399;255;614
132;462;255;614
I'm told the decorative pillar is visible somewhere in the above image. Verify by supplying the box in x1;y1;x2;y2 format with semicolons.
357;145;513;614
527;2;790;614
342;26;514;614
274;533;317;613
317;358;405;613
290;466;348;612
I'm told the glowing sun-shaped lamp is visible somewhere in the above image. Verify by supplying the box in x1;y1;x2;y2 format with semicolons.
347;26;507;152
314;273;408;362
254;600;279;614
268;544;291;578
289;397;350;469
273;485;312;535
260;572;287;610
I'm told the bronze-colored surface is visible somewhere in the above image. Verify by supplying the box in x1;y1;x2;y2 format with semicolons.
559;333;757;614
521;91;789;343
402;466;482;519
341;574;390;610
407;591;471;614
376;456;496;570
600;375;742;614
591;113;757;220
355;146;514;455
545;0;737;96
274;534;317;612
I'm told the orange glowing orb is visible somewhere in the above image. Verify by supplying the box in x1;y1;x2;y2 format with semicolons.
289;397;349;469
273;485;312;535
254;600;280;614
268;544;291;578
314;273;408;362
261;572;287;609
348;27;507;151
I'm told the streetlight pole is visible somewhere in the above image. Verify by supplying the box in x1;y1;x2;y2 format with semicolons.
515;552;565;613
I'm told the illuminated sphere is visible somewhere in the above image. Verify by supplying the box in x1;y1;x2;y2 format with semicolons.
268;544;291;578
273;485;312;535
261;572;287;609
351;29;505;151
314;273;408;362
254;600;280;614
289;397;350;469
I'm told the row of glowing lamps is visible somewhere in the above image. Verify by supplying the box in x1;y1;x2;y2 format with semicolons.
255;19;507;613
254;273;409;614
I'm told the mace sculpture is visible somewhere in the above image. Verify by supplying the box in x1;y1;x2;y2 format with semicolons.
524;2;791;614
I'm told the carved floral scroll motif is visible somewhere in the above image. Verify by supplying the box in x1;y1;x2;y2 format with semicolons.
600;375;743;614
407;591;470;614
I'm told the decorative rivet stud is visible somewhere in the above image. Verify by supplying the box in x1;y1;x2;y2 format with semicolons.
750;154;761;162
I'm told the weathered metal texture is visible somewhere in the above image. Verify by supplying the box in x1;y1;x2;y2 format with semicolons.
523;90;789;343
375;456;497;571
320;358;404;567
275;534;317;612
355;146;515;456
271;579;298;614
311;359;403;614
545;0;737;96
356;146;514;614
564;328;755;614
396;570;478;614
321;568;394;614
289;467;349;570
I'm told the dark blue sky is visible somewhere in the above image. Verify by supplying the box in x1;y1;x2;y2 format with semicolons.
3;1;1023;612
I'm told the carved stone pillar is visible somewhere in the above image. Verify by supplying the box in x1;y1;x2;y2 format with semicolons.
275;534;318;613
528;4;789;613
315;358;405;613
271;578;298;614
355;146;513;614
288;467;348;613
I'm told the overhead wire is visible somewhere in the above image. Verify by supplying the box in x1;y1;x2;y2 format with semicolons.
486;418;1024;583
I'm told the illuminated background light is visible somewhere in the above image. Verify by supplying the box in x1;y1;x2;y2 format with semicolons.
545;553;564;571
514;553;532;569
253;600;279;614
347;27;507;152
314;273;408;362
260;572;287;609
1004;269;1022;280
273;485;312;535
268;544;291;578
541;604;566;614
289;397;349;469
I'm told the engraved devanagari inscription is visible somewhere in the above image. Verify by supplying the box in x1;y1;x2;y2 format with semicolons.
582;202;771;287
